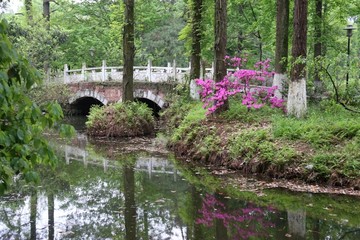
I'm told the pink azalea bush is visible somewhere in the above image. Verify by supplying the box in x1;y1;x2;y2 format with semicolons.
196;56;285;114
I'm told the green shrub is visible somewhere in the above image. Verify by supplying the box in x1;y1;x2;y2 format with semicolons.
86;102;155;137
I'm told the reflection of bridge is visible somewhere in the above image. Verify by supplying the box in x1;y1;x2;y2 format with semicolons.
62;144;179;181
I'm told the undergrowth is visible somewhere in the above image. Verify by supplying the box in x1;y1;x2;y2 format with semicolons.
86;102;155;137
169;98;360;186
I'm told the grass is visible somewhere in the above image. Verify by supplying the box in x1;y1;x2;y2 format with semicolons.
168;98;360;184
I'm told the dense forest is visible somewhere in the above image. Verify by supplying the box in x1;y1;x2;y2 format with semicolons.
2;0;358;71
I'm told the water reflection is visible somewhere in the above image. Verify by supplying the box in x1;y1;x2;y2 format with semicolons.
0;133;360;239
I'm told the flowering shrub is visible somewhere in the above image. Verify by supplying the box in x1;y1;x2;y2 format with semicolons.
196;56;285;114
196;194;275;239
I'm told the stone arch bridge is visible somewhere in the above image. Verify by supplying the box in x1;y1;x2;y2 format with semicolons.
66;81;176;115
49;60;208;115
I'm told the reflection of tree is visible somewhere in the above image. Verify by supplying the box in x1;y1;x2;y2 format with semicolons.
30;190;37;240
48;192;55;240
192;186;204;240
214;192;228;240
196;193;275;239
124;165;137;240
287;209;306;239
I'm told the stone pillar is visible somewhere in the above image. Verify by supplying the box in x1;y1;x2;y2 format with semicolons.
102;60;106;82
173;59;177;82
64;64;69;84
81;62;86;81
103;159;108;172
190;79;200;100
147;59;152;82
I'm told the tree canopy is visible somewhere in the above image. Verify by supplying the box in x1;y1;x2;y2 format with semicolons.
0;19;74;193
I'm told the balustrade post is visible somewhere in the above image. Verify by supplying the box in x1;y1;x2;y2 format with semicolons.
211;61;215;79
147;59;152;82
63;64;69;84
102;60;106;82
200;61;204;79
173;59;177;81
81;62;86;81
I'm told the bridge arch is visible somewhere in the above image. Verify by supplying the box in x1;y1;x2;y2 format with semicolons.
133;89;166;117
133;89;165;108
69;90;108;115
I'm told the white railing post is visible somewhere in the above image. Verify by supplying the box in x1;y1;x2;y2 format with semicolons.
211;61;215;79
81;62;86;81
188;61;191;72
173;59;177;81
64;64;69;83
102;60;106;82
147;59;152;82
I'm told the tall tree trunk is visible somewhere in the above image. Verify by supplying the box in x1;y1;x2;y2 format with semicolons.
190;0;203;81
122;0;135;102
214;0;228;114
273;0;289;99
43;0;50;73
124;165;136;240
313;0;323;98
287;0;308;118
43;0;50;25
237;5;245;54
25;0;32;23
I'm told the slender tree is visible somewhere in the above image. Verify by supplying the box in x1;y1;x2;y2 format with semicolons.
190;0;203;81
313;0;324;97
43;0;50;24
273;0;289;99
122;0;135;102
214;0;228;113
25;0;33;22
287;0;308;118
43;0;50;73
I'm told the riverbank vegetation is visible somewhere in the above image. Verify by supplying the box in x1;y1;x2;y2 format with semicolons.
164;97;360;190
86;102;155;137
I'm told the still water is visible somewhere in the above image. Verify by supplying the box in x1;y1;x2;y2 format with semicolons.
0;120;360;239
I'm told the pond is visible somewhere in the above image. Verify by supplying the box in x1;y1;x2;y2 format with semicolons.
0;118;360;239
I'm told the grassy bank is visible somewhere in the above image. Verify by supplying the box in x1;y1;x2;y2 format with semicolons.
165;98;360;189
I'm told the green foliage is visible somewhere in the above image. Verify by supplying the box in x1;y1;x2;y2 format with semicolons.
272;104;360;147
28;84;72;110
86;102;155;137
7;17;67;71
228;129;297;164
0;19;74;194
272;104;360;178
169;101;206;143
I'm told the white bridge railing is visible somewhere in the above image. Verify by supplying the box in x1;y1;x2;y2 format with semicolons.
57;59;218;84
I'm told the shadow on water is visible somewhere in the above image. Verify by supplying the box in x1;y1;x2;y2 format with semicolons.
1;121;360;239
